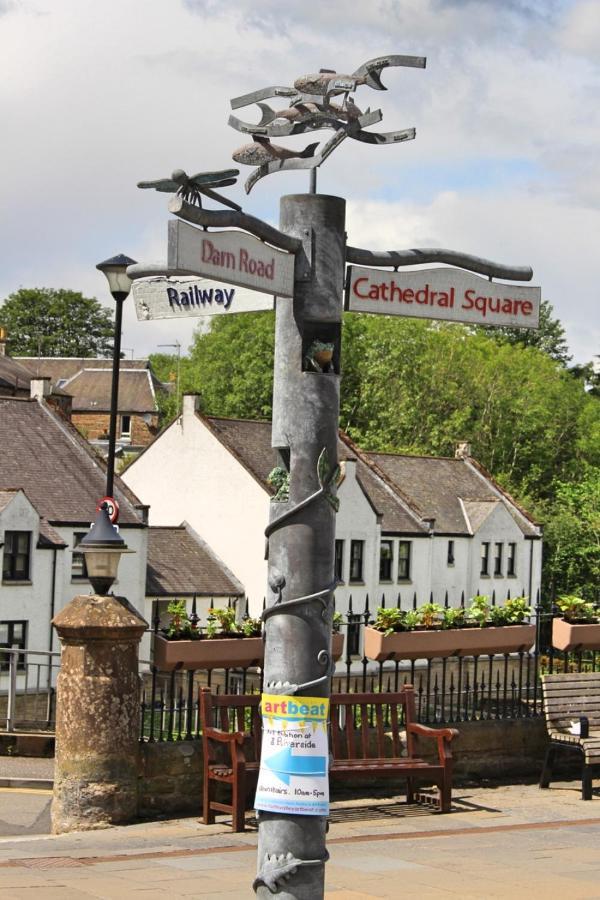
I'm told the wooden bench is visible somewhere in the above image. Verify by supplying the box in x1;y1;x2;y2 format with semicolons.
540;672;600;800
200;686;458;832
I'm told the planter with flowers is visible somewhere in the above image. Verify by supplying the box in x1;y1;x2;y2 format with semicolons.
552;596;600;651
153;600;263;671
364;596;535;661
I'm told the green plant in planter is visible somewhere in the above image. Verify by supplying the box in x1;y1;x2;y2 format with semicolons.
498;596;531;624
206;607;239;638
441;607;466;630
240;616;263;637
556;595;599;623
466;595;490;628
267;466;290;502
332;611;344;633
372;607;403;636
417;602;443;629
164;598;199;640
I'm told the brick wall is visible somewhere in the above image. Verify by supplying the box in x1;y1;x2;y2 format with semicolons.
73;413;159;447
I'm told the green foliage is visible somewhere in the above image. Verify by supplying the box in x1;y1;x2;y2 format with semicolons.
240;616;263;637
332;611;344;633
164;599;199;640
417;602;443;629
441;607;466;629
555;595;599;623
372;607;407;636
540;468;600;600
372;596;531;633
267;466;290;501
465;595;491;627
0;288;114;356
206;607;238;637
479;300;571;365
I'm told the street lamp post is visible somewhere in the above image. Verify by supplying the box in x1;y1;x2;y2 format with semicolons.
96;253;137;498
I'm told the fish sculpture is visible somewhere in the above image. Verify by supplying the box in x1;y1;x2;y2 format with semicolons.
294;54;426;97
137;168;241;210
253;853;329;894
232;138;319;167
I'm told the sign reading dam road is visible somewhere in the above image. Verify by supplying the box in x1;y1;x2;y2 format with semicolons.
346;265;541;329
168;220;295;298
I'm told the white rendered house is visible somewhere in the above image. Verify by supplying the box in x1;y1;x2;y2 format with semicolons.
123;396;543;626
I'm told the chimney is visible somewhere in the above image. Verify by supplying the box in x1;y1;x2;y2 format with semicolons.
30;377;52;401
455;441;472;460
182;393;202;419
0;326;6;357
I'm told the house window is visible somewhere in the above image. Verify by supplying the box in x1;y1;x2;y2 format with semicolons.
494;542;503;576
0;621;27;671
334;540;344;583
447;540;455;566
349;540;364;583
121;415;132;439
507;542;517;577
2;531;31;582
379;540;393;581
71;532;89;580
398;541;411;581
480;542;490;576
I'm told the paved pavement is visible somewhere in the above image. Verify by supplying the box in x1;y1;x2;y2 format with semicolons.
0;779;599;897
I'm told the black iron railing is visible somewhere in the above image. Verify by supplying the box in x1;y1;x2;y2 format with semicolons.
140;590;600;741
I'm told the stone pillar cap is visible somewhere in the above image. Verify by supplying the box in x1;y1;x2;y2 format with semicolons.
53;594;148;641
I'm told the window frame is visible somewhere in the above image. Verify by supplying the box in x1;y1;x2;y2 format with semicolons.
480;541;490;577
120;414;132;439
379;539;394;582
0;620;27;671
349;539;364;584
507;542;517;577
2;531;31;582
493;542;503;576
447;539;455;566
397;540;411;581
334;539;344;584
71;531;89;581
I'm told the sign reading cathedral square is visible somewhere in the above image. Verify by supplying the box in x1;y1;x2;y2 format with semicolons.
346;265;541;329
169;220;295;298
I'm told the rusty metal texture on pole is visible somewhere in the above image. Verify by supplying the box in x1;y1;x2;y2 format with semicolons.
255;194;345;899
345;245;533;282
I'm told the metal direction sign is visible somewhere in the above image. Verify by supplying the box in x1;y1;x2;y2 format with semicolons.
168;220;295;298
132;276;273;321
255;694;329;817
346;265;541;329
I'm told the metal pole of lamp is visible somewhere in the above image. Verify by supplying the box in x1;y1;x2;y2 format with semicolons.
96;254;137;498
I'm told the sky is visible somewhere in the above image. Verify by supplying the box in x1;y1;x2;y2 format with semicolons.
1;0;599;363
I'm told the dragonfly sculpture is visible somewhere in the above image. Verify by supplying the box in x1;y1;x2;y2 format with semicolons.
137;168;242;211
230;54;426;193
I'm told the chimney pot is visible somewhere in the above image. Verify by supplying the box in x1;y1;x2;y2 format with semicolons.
455;441;472;459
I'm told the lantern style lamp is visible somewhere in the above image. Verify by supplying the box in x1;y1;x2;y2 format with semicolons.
96;254;137;499
79;504;132;596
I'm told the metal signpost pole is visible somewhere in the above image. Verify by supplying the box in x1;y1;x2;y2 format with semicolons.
128;52;541;899
254;194;345;897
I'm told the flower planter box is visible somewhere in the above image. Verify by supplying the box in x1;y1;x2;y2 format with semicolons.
332;632;344;662
364;623;536;661
153;634;264;671
552;617;600;652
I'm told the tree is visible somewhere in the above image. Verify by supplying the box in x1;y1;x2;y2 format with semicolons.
541;469;600;600
479;300;571;365
0;288;114;356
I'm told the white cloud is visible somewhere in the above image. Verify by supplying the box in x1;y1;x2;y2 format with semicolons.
0;0;598;363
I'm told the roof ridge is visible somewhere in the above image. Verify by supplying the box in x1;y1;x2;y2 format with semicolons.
369;449;457;462
464;458;542;529
339;431;429;524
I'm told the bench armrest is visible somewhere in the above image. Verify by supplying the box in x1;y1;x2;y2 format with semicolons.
407;723;459;764
204;726;245;746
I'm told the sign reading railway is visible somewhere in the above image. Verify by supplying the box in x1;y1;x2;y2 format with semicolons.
346;265;541;329
131;275;274;320
168;220;295;298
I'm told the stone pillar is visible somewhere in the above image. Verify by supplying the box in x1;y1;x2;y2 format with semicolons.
51;594;147;833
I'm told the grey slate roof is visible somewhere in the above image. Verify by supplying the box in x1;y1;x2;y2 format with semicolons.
0;356;32;395
146;525;244;597
200;415;537;537
62;368;156;413
0;397;146;526
17;357;149;381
